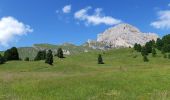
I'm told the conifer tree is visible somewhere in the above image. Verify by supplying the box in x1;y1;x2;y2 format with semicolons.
141;47;148;56
45;50;53;65
98;54;104;64
57;48;64;58
152;48;157;57
0;54;5;64
4;47;19;61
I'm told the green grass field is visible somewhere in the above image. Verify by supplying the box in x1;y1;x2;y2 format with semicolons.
0;48;170;100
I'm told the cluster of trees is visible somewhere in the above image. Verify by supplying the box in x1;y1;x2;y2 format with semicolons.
34;48;65;65
0;47;65;66
134;40;157;62
134;34;170;62
0;54;5;64
0;47;20;64
4;47;19;61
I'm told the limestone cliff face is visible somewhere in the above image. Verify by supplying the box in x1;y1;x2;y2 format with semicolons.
97;23;159;48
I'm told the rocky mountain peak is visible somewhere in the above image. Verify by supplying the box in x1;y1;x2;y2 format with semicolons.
96;23;159;48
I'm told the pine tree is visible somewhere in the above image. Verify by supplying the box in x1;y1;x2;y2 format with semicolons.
57;48;64;58
4;47;19;61
141;47;148;56
0;54;5;64
152;48;157;57
156;38;163;51
34;50;46;61
134;43;142;52
45;50;53;65
98;54;104;64
143;55;149;62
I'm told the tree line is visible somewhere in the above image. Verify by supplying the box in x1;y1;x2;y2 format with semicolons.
134;34;170;62
0;47;65;65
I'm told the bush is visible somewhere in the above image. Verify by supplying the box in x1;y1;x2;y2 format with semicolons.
164;54;167;58
168;54;170;59
143;55;149;62
24;57;29;61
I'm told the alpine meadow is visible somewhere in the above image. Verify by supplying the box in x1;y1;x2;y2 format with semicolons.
1;0;170;100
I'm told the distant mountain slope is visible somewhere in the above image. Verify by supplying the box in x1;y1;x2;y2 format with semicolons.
97;23;159;48
18;43;95;60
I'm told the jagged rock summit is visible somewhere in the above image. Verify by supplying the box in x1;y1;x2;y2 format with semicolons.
97;23;159;48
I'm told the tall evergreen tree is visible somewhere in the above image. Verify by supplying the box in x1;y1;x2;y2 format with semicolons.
134;43;142;52
45;50;53;65
98;54;104;64
141;47;148;56
34;50;46;61
152;48;157;57
156;38;164;51
57;48;64;58
145;41;153;53
0;54;5;64
4;47;19;61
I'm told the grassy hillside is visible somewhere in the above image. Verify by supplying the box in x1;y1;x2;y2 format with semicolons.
18;43;95;60
0;48;170;99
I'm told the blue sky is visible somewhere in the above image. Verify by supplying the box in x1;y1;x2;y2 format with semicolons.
0;0;170;50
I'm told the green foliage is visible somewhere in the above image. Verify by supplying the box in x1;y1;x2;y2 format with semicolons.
4;47;19;61
34;50;46;61
162;44;170;53
134;43;142;52
56;48;64;58
45;50;53;65
156;38;163;50
143;55;149;62
141;47;148;56
145;40;154;53
162;34;170;45
98;54;104;64
0;54;5;64
164;54;167;58
152;48;157;57
168;54;170;59
24;57;29;61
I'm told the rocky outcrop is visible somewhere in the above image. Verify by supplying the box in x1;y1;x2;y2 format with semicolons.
97;23;159;48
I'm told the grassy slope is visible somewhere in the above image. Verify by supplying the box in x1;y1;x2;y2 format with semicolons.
0;48;170;100
18;43;94;60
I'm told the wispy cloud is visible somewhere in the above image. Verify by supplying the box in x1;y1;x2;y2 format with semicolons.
0;16;33;47
74;7;122;26
151;10;170;29
62;5;71;14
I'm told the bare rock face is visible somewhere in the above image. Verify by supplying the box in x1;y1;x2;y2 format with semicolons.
97;23;159;48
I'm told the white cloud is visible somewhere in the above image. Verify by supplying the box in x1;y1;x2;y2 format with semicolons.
151;10;170;29
74;7;122;26
62;5;71;13
0;16;33;47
